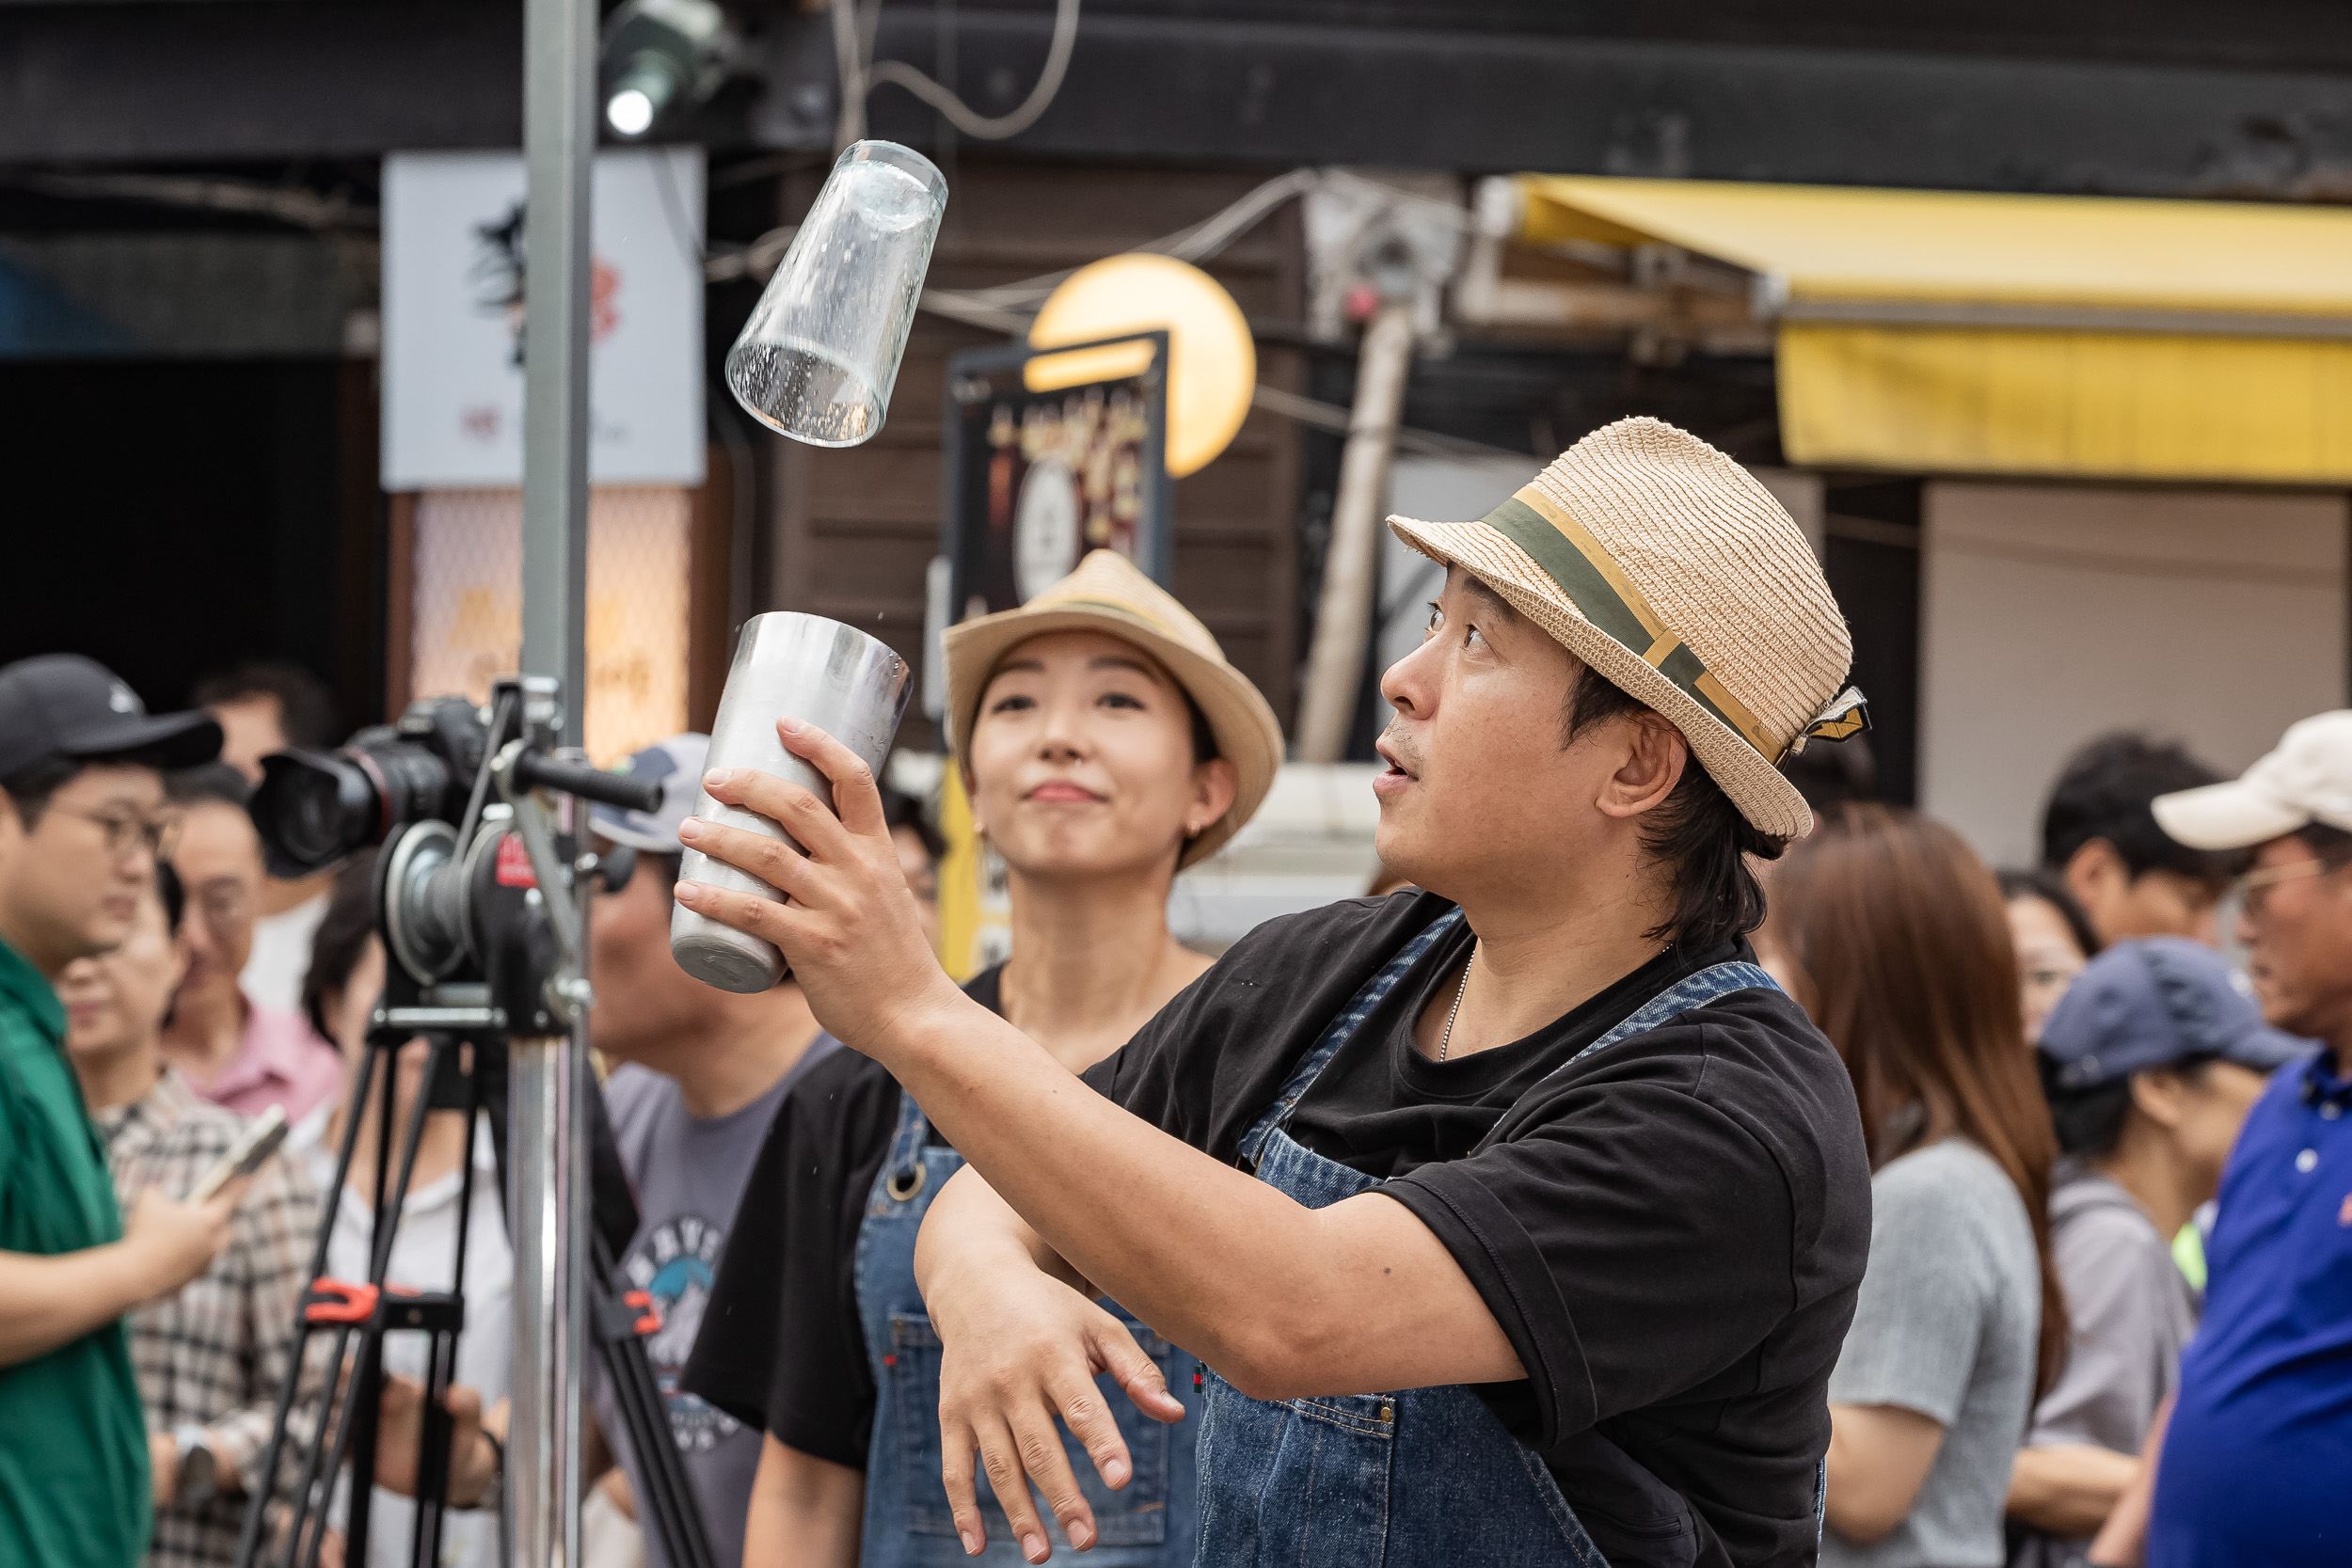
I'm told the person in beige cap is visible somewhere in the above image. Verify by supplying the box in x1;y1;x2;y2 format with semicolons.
681;548;1279;1568
673;419;1874;1567
2082;711;2352;1568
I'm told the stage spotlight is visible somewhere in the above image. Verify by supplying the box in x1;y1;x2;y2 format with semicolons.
599;0;734;141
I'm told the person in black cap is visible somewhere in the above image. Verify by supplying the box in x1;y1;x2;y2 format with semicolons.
2007;937;2302;1565
0;655;246;1568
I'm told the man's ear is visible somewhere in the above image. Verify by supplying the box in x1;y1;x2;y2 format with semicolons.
1596;715;1686;821
2063;838;2124;911
2129;1069;2190;1132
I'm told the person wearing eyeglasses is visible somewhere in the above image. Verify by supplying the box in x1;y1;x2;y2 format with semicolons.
0;655;245;1568
156;764;342;1136
2076;711;2352;1568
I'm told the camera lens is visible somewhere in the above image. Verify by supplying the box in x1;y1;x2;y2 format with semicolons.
251;752;383;878
246;700;474;879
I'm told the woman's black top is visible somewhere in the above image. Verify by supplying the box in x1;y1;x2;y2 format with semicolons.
683;968;1000;1466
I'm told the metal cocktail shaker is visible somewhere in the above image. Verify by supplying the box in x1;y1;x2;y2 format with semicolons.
671;614;914;993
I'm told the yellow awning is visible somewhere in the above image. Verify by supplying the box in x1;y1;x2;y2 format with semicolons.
1514;176;2352;484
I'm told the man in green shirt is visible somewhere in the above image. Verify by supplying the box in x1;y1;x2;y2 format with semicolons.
0;655;245;1568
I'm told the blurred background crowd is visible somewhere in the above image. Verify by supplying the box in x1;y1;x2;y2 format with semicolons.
5;649;2347;1568
6;3;2352;1566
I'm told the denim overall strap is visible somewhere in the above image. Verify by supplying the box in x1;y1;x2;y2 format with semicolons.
1549;960;1781;1079
1195;944;1785;1566
1234;907;1464;1170
853;1085;1202;1568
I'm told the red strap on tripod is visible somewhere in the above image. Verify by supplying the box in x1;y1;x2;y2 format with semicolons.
305;1278;379;1324
623;1289;662;1337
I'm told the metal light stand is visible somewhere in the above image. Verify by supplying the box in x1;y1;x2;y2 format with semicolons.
517;0;596;1560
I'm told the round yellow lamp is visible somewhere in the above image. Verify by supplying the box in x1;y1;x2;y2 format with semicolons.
1027;254;1255;479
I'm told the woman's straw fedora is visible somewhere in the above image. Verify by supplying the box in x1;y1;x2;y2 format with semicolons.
1390;417;1864;840
942;549;1283;867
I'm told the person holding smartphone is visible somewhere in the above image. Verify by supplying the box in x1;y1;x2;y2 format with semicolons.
63;863;320;1568
0;655;239;1568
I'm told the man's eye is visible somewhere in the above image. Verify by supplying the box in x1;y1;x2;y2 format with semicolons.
1423;602;1443;637
1464;624;1486;647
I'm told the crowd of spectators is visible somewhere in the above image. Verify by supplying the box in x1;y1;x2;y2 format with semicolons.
2;645;2346;1568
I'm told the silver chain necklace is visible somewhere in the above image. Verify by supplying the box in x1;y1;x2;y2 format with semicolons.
1438;942;1475;1062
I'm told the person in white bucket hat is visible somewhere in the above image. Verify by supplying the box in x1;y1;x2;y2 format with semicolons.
2091;713;2352;1568
671;417;1876;1567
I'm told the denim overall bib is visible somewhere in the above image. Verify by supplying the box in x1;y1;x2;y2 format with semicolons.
854;1088;1203;1568
1196;908;1786;1568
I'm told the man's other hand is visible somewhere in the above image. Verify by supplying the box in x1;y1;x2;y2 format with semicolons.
932;1262;1184;1564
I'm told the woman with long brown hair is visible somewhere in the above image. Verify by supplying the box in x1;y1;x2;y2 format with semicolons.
1768;803;2064;1568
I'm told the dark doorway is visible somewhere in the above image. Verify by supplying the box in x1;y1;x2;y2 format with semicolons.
1820;478;1923;808
0;358;383;734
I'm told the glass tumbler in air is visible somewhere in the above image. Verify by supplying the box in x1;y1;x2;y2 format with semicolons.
724;139;948;447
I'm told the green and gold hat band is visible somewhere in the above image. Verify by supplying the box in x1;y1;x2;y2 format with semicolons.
1479;485;1790;760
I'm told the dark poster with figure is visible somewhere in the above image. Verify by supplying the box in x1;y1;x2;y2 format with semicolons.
939;332;1172;620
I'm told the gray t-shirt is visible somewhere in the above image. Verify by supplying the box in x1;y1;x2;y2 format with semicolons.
1823;1138;2042;1568
594;1045;836;1568
2010;1165;2198;1568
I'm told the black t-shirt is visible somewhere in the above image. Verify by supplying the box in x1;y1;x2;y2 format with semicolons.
681;968;1000;1469
1080;892;1870;1568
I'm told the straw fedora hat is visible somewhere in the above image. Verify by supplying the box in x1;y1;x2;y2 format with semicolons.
1390;417;1866;840
942;549;1283;867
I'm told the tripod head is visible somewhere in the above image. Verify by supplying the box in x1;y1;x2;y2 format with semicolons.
252;674;660;1038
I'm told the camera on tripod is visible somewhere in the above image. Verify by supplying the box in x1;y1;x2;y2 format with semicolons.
231;676;722;1568
249;676;658;1029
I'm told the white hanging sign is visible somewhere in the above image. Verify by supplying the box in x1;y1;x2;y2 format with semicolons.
382;147;706;488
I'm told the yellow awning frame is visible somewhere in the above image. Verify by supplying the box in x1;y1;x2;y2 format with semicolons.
1509;176;2352;485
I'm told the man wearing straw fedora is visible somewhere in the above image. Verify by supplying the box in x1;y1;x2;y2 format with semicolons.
675;418;1875;1568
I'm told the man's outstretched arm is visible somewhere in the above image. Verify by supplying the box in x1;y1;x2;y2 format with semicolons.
675;722;1519;1401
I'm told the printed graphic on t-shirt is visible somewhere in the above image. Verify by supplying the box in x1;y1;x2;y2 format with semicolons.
624;1212;741;1451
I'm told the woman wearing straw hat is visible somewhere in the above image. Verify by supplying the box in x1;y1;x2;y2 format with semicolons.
675;419;1875;1568
681;549;1280;1568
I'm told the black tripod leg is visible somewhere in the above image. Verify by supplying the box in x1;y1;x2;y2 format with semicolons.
239;1022;388;1568
411;1044;485;1568
346;1036;453;1568
408;1323;458;1568
590;1233;720;1568
608;1330;718;1568
233;1320;332;1568
337;1324;389;1568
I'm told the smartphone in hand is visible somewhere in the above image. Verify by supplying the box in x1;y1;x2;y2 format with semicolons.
190;1106;291;1202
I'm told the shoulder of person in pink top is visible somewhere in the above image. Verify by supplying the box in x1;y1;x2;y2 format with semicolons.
200;1001;347;1124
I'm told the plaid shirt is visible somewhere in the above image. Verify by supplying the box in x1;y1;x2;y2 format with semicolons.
98;1069;323;1568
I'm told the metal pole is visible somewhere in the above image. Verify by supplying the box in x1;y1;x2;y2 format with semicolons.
1295;300;1415;763
504;1033;582;1568
516;0;595;1560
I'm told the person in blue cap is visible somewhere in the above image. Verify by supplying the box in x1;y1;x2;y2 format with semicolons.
2007;938;2304;1566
